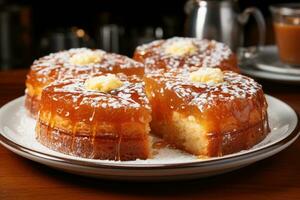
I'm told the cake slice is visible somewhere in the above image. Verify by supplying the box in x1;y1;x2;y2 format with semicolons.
144;68;269;157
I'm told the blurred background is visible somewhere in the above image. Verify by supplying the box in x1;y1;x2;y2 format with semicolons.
0;0;295;70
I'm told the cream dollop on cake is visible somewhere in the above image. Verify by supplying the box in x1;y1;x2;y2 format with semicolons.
84;74;123;92
70;51;103;65
189;67;224;84
164;40;197;56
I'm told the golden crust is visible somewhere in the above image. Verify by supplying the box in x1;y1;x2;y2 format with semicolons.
36;121;151;160
38;112;150;138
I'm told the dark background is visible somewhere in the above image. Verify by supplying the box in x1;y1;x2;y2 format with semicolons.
0;0;296;70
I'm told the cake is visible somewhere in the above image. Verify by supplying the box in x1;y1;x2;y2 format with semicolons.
36;73;152;161
25;48;144;117
30;40;269;161
143;68;269;157
133;37;239;73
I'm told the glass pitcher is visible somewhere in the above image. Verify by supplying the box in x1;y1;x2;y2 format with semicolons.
184;0;266;60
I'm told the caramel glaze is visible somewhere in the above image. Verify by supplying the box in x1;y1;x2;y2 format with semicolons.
133;37;239;73
36;74;152;161
36;122;150;160
144;69;269;157
25;48;145;117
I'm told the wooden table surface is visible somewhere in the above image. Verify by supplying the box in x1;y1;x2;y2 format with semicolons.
0;69;299;200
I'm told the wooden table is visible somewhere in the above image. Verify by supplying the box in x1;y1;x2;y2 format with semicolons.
0;69;299;200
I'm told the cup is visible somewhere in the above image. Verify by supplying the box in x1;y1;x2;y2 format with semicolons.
270;4;300;67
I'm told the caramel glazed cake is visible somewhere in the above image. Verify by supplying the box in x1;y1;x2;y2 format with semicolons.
26;38;270;161
35;67;270;161
36;73;152;161
144;68;270;157
133;37;240;73
25;48;144;117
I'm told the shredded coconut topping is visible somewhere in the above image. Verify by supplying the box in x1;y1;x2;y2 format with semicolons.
27;48;144;86
44;74;151;111
135;37;234;71
146;70;262;112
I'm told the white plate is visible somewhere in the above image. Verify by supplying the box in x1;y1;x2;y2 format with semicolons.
240;46;300;84
0;96;299;181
